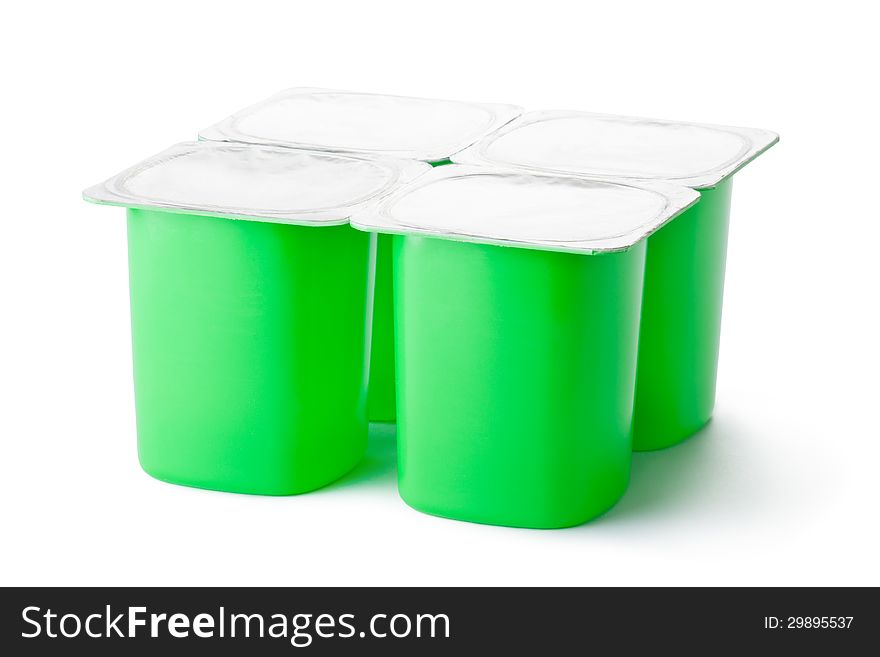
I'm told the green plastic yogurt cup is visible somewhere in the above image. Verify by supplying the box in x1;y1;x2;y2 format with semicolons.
200;87;523;422
83;141;428;494
454;111;778;451
352;165;698;528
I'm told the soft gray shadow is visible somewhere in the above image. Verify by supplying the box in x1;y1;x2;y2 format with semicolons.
321;417;776;527
592;419;728;526
322;422;398;492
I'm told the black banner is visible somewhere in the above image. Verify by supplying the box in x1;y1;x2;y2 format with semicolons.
1;587;875;654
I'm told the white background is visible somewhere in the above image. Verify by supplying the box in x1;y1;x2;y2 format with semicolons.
1;0;878;586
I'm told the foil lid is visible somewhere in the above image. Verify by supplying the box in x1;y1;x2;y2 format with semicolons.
83;141;430;225
351;165;699;254
453;111;779;189
199;87;523;163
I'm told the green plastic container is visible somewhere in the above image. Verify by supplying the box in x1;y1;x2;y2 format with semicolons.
633;180;732;449
84;141;427;494
200;87;523;422
367;232;397;421
393;236;645;527
352;166;698;528
368;161;453;422
454;111;778;451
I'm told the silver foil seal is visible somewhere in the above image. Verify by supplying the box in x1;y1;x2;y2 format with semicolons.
453;110;778;189
83;141;430;225
200;87;522;163
351;165;699;254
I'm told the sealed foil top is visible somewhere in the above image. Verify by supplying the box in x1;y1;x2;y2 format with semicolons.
453;111;778;189
83;141;430;225
199;87;523;163
351;166;699;254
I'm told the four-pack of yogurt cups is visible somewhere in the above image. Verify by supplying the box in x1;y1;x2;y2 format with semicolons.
84;87;777;528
